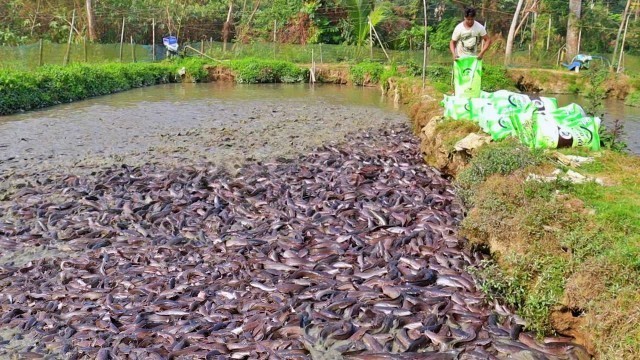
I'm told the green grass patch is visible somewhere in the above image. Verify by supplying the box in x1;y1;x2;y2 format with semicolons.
455;139;545;205
435;119;481;151
227;58;308;83
458;145;640;357
625;90;640;107
0;62;179;115
349;61;385;86
482;64;517;92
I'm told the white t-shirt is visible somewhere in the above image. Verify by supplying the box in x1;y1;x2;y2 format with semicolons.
452;21;487;57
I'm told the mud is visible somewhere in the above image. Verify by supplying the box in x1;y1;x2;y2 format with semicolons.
0;82;405;178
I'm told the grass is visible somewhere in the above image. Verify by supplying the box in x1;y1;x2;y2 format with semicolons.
456;145;640;357
0;62;179;115
626;89;640;107
455;139;546;205
227;57;308;83
0;57;313;114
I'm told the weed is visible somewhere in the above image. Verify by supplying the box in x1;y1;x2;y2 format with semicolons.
469;259;529;309
599;119;628;152
482;64;516;92
349;61;384;85
625;90;640;107
228;58;307;83
0;62;178;115
455;140;545;205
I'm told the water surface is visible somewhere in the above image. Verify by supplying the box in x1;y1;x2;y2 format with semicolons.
0;83;406;176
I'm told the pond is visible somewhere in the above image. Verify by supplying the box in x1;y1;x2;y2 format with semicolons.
0;83;407;176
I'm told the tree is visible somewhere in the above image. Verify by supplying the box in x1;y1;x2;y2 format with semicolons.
85;0;96;41
613;0;632;67
565;0;581;61
345;0;390;47
505;0;525;65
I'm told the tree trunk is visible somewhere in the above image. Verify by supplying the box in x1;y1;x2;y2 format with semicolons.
505;0;525;66
85;0;96;41
565;0;582;61
612;0;632;67
223;1;233;52
234;0;261;47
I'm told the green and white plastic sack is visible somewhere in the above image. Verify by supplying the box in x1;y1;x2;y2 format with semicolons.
442;95;472;121
532;115;601;150
441;95;490;122
481;90;532;113
454;56;482;98
510;103;537;146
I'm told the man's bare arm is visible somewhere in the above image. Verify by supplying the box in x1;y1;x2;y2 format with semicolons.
450;40;458;60
478;34;491;60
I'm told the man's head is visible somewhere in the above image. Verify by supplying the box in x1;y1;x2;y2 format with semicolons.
463;7;477;27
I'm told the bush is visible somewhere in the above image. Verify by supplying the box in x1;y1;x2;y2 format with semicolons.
625;89;640;107
349;61;385;85
482;64;516;91
228;58;307;83
456;139;545;205
170;57;210;82
0;63;178;115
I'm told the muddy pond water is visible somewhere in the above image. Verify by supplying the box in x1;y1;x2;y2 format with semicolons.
0;83;407;176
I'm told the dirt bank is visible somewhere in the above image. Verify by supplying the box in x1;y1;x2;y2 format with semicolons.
507;68;633;100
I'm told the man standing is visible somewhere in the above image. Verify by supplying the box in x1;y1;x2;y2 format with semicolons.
450;7;491;60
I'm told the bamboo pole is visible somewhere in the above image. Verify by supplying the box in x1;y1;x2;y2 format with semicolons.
83;36;87;62
119;17;125;62
63;9;75;66
152;18;156;61
131;36;136;62
617;14;631;73
422;0;428;89
370;20;390;62
546;17;551;51
223;2;233;52
273;20;277;42
38;38;44;67
310;48;316;84
613;0;632;69
183;45;219;61
200;40;204;58
577;27;582;54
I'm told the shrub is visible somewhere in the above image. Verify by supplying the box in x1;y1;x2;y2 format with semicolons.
349;61;384;85
482;64;516;92
625;89;640;107
228;58;307;83
0;63;178;115
456;139;545;205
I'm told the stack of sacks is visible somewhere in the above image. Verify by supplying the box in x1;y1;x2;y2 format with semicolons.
440;90;602;150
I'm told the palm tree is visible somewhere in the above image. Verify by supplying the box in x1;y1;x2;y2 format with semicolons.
345;0;390;47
